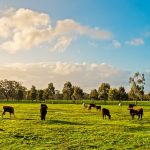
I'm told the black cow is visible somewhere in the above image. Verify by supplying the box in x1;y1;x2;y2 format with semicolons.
95;106;101;111
128;108;143;120
88;103;96;110
128;104;136;109
102;108;111;119
2;106;15;118
40;104;48;120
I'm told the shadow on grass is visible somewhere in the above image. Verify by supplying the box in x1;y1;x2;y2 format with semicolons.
125;126;150;132
0;128;4;131
0;118;15;120
102;122;150;133
18;118;37;120
45;119;89;125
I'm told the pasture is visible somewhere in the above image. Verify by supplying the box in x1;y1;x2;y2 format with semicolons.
0;103;150;150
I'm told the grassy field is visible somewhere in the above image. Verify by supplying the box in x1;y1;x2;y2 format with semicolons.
0;103;150;150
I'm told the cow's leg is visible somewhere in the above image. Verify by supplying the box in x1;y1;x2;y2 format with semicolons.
2;111;5;118
41;114;43;120
43;115;46;120
132;115;134;120
13;113;15;118
2;111;4;118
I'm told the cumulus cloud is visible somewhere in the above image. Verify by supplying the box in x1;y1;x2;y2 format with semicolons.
112;40;121;48
0;62;130;92
125;38;144;46
53;36;73;52
0;8;112;53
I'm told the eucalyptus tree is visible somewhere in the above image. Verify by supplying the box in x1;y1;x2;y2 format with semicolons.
89;89;98;100
0;79;25;101
98;83;110;101
118;86;128;101
129;72;145;104
108;88;119;101
72;86;83;102
62;81;73;100
30;85;37;102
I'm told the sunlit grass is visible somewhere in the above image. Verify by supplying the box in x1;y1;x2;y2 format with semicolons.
0;103;150;150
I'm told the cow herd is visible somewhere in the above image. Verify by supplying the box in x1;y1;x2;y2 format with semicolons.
82;103;143;120
1;103;143;120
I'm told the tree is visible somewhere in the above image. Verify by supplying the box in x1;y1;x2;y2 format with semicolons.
118;86;128;101
43;83;55;100
47;83;55;99
144;92;150;101
62;81;73;100
98;83;110;101
16;86;26;101
83;92;89;100
38;89;44;101
43;89;49;100
54;90;63;100
108;88;119;101
129;72;145;104
30;85;37;102
72;86;83;102
26;90;31;100
0;79;25;101
89;89;98;100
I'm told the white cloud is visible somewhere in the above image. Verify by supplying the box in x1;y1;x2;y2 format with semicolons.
0;62;130;92
54;19;112;40
53;36;73;52
112;40;121;48
125;38;144;46
0;8;113;53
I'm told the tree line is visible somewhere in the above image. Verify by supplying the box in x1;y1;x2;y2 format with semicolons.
0;72;149;102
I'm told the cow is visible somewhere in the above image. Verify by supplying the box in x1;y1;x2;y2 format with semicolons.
95;106;101;111
88;103;96;111
128;104;136;109
82;103;88;110
40;104;48;120
128;107;143;120
102;108;111;119
2;106;15;118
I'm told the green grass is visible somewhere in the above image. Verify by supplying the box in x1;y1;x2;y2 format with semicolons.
0;103;150;150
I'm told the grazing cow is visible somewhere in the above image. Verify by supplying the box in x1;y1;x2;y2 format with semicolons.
102;108;111;119
40;104;48;120
82;103;88;110
128;107;143;120
2;106;15;118
88;103;96;111
128;104;136;109
95;106;101;111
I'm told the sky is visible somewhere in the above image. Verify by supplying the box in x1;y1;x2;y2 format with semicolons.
0;0;150;92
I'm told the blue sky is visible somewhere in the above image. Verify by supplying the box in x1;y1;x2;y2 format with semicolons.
0;0;150;92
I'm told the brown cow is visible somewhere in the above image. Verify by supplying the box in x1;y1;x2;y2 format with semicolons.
2;106;15;118
102;108;111;119
128;107;143;120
